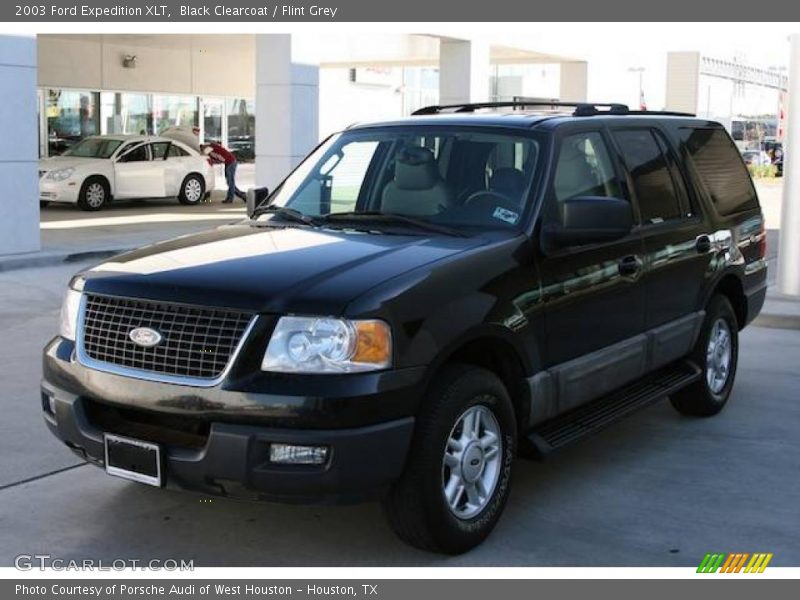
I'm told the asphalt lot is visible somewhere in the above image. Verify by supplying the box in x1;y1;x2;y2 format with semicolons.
0;178;797;567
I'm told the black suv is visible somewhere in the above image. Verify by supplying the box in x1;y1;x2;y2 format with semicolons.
42;102;767;554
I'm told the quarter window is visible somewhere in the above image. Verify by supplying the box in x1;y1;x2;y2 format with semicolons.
680;127;759;216
614;129;682;224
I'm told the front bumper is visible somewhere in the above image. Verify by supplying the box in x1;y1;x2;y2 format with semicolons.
42;337;423;504
39;179;79;203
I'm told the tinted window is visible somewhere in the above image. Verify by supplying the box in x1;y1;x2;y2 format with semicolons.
118;143;149;163
168;144;189;157
680;127;759;216
553;132;620;203
614;129;682;224
150;142;170;160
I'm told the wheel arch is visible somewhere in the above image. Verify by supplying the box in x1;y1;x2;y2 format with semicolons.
709;272;747;330
425;330;532;435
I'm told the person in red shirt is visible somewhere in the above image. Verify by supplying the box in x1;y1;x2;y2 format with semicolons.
201;137;246;203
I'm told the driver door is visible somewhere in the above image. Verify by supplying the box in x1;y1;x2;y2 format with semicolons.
537;127;647;413
114;142;166;199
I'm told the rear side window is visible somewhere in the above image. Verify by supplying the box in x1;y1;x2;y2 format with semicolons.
169;144;189;157
613;129;682;224
680;127;759;216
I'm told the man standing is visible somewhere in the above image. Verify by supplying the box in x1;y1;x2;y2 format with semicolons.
203;138;245;203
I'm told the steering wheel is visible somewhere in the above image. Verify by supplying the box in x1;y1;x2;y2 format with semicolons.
464;189;513;208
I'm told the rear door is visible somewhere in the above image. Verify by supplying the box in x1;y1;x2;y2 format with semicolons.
608;125;712;368
537;127;647;413
114;142;166;198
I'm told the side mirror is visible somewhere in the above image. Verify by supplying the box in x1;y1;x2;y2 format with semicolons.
246;186;270;218
544;196;633;250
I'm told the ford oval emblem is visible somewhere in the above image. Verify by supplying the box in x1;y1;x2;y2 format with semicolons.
128;327;163;348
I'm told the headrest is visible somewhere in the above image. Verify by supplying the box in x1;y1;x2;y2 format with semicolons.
393;146;440;190
490;168;526;198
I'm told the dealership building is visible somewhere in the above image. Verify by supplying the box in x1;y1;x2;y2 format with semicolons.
0;32;588;257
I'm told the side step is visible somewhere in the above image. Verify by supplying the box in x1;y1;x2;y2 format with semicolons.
526;361;701;457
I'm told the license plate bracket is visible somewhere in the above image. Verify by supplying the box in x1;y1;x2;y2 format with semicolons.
104;433;162;487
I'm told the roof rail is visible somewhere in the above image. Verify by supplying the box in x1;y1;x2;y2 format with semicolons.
411;101;696;118
411;101;629;116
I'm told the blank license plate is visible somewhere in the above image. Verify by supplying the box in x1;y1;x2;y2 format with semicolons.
104;433;162;487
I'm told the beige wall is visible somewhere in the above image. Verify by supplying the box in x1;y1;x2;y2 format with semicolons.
38;35;255;97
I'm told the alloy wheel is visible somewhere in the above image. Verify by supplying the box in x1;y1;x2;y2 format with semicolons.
442;404;503;519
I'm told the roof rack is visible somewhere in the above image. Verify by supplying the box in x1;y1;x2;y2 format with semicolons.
411;101;695;118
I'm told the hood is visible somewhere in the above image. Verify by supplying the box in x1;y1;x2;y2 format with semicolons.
40;156;105;172
81;223;488;315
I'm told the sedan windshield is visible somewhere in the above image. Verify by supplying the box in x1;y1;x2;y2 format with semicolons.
260;127;542;232
63;137;124;159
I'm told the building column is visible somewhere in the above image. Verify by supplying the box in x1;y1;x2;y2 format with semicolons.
0;35;39;256
778;34;800;296
560;61;588;102
438;39;490;106
255;34;319;190
665;51;701;114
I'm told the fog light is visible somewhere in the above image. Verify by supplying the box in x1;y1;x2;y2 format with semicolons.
269;443;329;465
41;392;56;415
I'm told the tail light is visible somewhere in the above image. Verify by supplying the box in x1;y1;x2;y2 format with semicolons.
758;220;767;259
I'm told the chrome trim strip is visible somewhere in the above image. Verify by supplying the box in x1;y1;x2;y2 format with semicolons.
75;294;259;388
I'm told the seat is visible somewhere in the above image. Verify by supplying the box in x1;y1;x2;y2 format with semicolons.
489;168;526;203
381;146;453;216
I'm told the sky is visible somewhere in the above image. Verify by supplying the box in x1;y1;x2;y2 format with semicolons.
502;23;797;110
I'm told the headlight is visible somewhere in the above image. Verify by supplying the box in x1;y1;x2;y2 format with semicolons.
262;316;391;374
59;289;82;341
46;167;75;182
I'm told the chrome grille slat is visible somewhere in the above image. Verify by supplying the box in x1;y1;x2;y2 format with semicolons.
79;294;254;381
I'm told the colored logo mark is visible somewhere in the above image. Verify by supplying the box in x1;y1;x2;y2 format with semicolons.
697;552;773;573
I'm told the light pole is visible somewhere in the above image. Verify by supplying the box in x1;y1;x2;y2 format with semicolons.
628;66;645;109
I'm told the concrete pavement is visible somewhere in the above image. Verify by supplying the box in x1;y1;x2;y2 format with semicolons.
0;260;798;566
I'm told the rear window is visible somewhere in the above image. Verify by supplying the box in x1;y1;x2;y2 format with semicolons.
680;127;759;216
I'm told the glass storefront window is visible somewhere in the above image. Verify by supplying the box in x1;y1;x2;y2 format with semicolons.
101;92;153;135
152;95;199;134
202;98;224;144
46;89;100;156
227;98;255;162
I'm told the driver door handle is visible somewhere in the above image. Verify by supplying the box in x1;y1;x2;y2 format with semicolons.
696;234;712;254
618;255;641;276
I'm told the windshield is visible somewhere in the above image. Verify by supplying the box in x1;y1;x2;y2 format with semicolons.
63;137;124;159
262;127;542;232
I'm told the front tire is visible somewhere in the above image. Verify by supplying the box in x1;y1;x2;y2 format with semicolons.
77;177;109;211
383;364;516;554
178;174;205;205
670;295;739;417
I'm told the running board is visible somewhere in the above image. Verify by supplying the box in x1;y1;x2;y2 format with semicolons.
526;361;701;457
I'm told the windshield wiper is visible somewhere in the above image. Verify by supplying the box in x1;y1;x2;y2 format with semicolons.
251;205;318;226
320;211;467;237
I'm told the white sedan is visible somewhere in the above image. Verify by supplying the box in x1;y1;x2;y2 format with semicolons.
39;134;215;211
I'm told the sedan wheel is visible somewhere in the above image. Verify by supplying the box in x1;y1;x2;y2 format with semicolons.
179;174;205;205
78;177;110;211
85;183;105;208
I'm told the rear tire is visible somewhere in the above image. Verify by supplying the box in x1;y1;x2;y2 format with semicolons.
383;364;516;554
670;295;739;417
178;174;205;205
77;177;109;211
